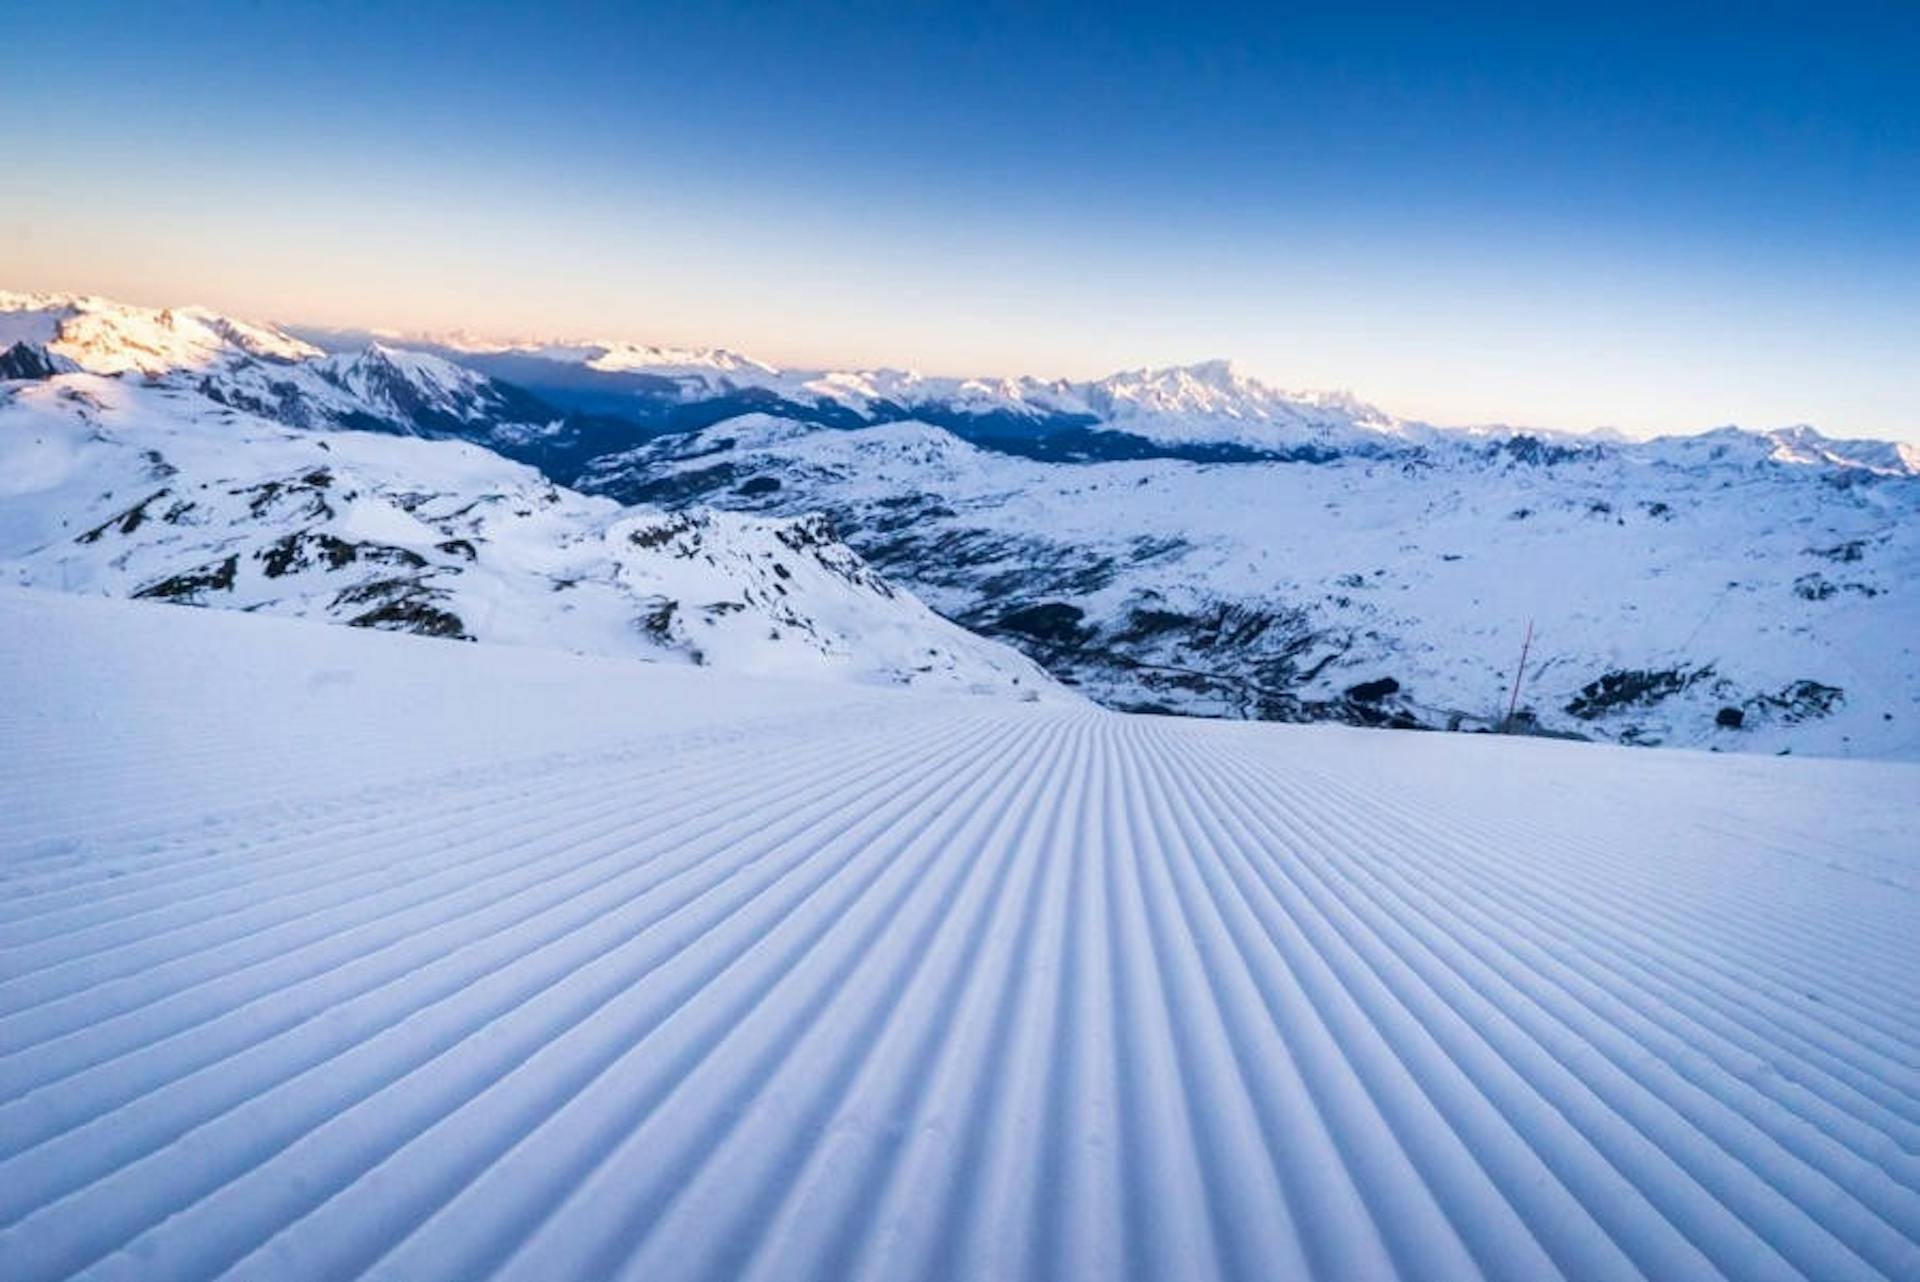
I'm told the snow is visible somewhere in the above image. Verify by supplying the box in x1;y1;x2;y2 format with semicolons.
313;344;502;423
0;586;1916;1281
0;296;560;449
602;415;1920;757
5;286;1914;754
416;323;1920;470
411;327;1429;448
425;332;782;380
0;293;321;375
0;374;1064;701
14;292;1915;477
1074;358;1410;449
0;307;60;351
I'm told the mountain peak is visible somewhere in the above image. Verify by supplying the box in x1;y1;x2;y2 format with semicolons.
1174;357;1239;387
0;291;320;375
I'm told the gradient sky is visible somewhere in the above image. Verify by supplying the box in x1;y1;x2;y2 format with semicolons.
5;1;1916;440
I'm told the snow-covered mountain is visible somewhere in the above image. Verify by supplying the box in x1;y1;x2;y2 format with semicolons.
27;292;1918;477
9;288;1916;754
382;331;1407;459
582;413;1920;758
0;292;584;450
353;323;1920;475
1072;358;1415;452
447;334;781;381
0;369;1062;700
0;290;322;374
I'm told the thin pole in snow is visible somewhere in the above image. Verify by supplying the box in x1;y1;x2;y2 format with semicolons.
1504;618;1534;733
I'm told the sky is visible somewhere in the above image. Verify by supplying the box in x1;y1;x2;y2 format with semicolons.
4;1;1917;440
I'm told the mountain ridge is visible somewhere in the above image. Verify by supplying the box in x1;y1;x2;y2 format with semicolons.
582;411;1920;757
0;363;1064;701
285;308;1916;468
5;288;1913;756
12;291;1913;470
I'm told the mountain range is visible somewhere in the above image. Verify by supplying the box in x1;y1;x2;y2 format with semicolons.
4;289;1914;756
0;294;1061;701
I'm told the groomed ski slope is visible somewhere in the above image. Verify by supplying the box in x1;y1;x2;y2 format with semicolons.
2;589;1917;1282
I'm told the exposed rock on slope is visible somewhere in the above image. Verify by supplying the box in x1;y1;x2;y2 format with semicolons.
0;373;1063;700
582;415;1920;757
9;289;1915;753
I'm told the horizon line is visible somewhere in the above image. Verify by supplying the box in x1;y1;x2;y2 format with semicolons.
9;281;1911;449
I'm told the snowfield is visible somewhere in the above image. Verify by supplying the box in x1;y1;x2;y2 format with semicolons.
0;374;1062;701
2;588;1917;1281
8;289;1916;758
593;414;1920;757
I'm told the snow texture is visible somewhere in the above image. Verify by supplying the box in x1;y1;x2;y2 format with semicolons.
1;588;1916;1281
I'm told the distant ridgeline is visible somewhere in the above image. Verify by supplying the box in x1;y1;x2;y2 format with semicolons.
5;290;1916;756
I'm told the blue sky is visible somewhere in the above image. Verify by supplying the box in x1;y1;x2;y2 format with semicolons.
5;1;1916;439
